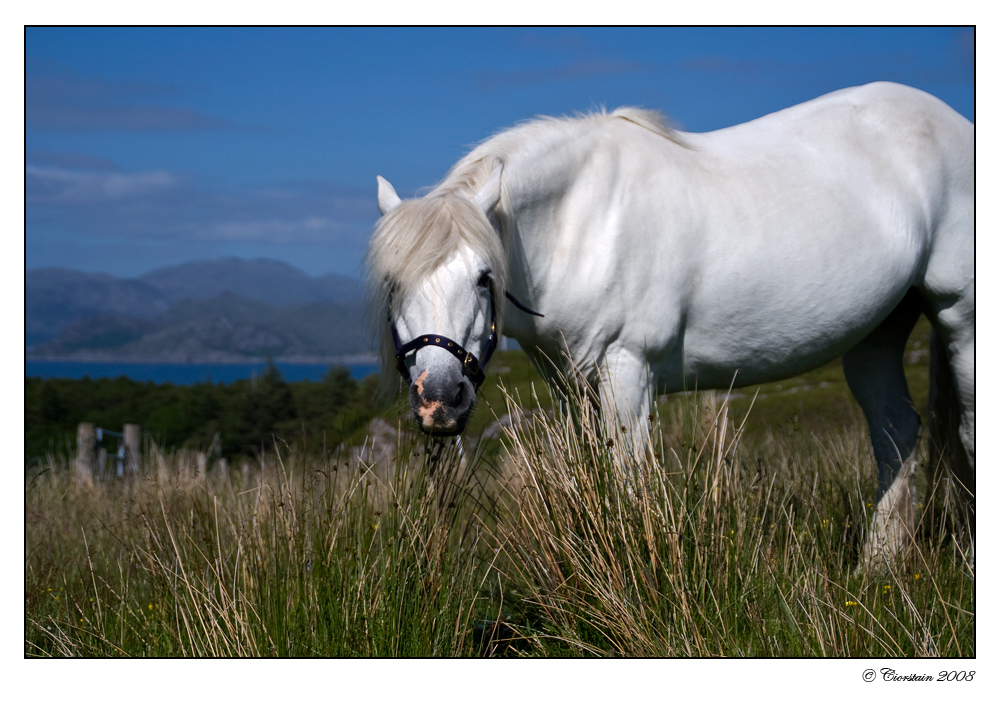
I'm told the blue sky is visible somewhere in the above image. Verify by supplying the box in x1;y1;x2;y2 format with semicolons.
25;27;974;278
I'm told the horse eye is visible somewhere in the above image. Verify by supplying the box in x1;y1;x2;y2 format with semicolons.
477;271;492;288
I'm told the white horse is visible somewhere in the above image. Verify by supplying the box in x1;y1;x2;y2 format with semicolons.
367;82;974;566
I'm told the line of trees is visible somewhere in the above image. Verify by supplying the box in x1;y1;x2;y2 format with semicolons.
25;362;383;463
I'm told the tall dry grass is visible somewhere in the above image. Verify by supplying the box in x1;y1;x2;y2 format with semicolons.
483;374;974;657
26;370;974;657
26;435;495;657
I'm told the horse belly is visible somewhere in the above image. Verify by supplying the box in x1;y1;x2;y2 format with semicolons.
676;319;861;391
674;269;914;391
670;214;922;390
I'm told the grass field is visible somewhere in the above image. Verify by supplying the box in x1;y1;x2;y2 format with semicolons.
25;318;975;657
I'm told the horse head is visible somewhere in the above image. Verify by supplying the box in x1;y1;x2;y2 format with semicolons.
370;166;505;435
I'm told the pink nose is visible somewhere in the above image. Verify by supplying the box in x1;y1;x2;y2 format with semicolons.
415;396;458;432
409;369;473;435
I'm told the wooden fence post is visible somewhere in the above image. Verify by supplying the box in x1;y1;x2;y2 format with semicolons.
75;423;96;486
124;424;141;476
196;452;208;480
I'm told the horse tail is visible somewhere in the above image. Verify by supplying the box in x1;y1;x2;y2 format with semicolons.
927;328;975;533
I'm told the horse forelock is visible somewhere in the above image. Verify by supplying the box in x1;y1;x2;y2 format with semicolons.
365;161;509;393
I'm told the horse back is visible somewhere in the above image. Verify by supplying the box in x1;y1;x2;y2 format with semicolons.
618;84;968;387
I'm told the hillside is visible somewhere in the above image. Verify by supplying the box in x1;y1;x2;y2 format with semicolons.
26;268;171;347
27;258;370;360
140;257;363;306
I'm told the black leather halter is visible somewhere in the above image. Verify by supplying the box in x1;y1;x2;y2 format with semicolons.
390;284;543;390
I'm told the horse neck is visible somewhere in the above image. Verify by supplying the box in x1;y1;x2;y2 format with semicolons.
494;122;604;214
474;123;606;326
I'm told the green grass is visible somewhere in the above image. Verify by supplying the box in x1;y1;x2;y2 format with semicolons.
25;317;973;657
26;440;496;657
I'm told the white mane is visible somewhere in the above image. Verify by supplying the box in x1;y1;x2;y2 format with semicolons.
365;107;684;390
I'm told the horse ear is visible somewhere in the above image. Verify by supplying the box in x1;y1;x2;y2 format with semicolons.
475;164;503;215
377;176;402;215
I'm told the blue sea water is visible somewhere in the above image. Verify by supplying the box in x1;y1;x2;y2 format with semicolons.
25;361;379;385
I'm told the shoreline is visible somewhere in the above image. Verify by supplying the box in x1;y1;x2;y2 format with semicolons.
25;353;380;366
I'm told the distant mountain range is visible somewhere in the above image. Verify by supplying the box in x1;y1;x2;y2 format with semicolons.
26;258;371;361
140;257;363;306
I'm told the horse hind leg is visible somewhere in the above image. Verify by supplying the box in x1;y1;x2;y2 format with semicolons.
926;297;975;570
842;288;923;571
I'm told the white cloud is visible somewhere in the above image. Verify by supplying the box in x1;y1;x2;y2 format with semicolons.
202;217;337;243
26;165;178;202
26;162;379;257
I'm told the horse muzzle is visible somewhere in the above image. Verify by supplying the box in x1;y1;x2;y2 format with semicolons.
409;368;476;435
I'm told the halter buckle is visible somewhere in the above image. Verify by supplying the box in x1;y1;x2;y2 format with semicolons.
462;351;480;378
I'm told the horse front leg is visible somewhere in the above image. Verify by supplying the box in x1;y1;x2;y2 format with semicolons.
597;346;655;457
